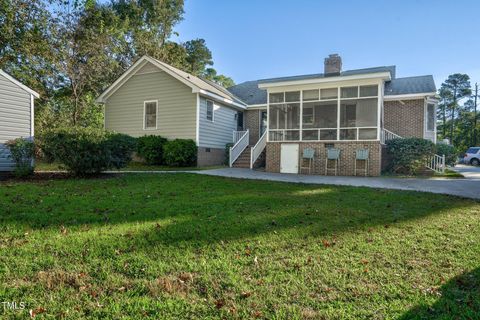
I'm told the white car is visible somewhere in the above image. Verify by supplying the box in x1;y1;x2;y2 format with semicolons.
464;147;480;166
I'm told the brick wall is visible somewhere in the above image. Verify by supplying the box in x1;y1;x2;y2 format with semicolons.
266;141;382;176
384;99;424;138
197;147;225;166
244;110;260;145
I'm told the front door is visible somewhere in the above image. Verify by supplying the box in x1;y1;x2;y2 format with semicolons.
280;144;299;174
260;110;267;136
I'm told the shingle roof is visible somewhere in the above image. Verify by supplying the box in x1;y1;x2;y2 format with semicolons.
227;80;267;105
228;66;436;105
384;75;436;96
256;66;396;84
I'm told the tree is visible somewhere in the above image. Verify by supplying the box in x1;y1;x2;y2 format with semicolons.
0;0;56;97
440;74;471;143
437;87;453;139
184;38;213;76
203;68;235;88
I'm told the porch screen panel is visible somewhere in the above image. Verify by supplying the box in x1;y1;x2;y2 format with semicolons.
268;103;300;141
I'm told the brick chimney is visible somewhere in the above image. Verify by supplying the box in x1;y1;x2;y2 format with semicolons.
324;54;342;75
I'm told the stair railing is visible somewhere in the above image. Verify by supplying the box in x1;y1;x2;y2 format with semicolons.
426;154;446;174
250;131;267;169
229;129;249;167
380;128;402;144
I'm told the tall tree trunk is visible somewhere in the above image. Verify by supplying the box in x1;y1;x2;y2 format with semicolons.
442;98;446;137
450;87;457;143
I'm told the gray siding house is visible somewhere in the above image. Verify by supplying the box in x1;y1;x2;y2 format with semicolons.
99;54;439;174
0;70;39;171
97;56;246;166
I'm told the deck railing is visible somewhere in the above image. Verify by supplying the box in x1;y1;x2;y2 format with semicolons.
229;129;249;167
380;128;402;144
426;154;446;174
233;130;248;144
250;131;267;169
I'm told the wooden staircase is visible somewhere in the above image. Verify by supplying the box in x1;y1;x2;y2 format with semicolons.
232;146;251;168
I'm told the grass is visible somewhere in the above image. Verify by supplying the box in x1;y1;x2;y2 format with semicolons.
0;174;479;319
35;161;225;172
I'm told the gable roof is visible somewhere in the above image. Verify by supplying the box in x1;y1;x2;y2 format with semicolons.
0;70;40;98
228;67;436;105
96;56;246;108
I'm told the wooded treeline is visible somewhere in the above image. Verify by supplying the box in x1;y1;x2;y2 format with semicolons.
437;74;480;152
0;0;234;133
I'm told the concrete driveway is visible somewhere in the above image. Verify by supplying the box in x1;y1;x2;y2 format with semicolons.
452;164;480;179
198;168;480;200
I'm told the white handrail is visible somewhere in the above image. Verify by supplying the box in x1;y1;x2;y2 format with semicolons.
426;154;445;174
233;130;248;144
250;131;267;169
229;129;249;167
381;128;402;144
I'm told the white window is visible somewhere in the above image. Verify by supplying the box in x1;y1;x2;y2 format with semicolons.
206;100;214;121
426;103;435;131
144;100;157;129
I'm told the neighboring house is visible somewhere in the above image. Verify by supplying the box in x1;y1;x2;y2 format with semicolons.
0;70;39;172
99;54;438;175
97;56;246;166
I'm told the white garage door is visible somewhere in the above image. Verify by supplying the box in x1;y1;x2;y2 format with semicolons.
280;144;299;174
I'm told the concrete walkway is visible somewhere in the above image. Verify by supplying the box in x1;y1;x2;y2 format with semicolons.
196;168;480;200
452;164;480;180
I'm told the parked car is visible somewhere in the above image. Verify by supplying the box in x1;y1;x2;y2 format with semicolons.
464;147;480;166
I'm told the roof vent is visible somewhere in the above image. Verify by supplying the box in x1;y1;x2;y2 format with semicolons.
324;54;342;76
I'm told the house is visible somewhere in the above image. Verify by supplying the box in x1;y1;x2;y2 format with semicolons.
0;70;40;172
98;54;437;175
96;56;246;166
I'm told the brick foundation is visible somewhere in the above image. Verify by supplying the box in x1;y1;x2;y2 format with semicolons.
384;99;424;138
197;147;225;166
266;141;382;176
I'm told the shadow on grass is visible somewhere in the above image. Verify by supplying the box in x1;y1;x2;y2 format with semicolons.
399;267;480;319
0;173;476;246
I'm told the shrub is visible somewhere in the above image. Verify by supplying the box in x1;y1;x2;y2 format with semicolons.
163;139;197;167
224;143;233;166
5;138;35;177
136;135;167;165
435;143;456;166
386;137;435;175
41;127;136;175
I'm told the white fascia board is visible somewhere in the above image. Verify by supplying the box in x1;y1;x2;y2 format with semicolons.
246;104;267;110
384;92;437;101
257;72;391;89
96;56;201;103
0;70;40;98
199;90;246;110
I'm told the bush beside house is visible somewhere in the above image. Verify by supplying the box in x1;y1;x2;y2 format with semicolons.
386;138;436;175
435;143;457;166
39;127;136;175
163;139;197;167
5;138;35;177
136;135;168;165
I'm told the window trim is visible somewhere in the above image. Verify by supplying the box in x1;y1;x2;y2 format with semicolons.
206;99;215;122
143;100;158;130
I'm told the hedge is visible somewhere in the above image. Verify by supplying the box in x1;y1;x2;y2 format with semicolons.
435;143;457;166
136;135;167;165
39;127;136;175
386;137;435;175
163;139;197;167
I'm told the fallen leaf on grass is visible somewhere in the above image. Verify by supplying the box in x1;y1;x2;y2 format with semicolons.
29;307;46;318
322;240;331;248
240;291;252;299
214;299;225;309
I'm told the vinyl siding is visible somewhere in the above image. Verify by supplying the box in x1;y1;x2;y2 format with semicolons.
105;66;197;140
0;73;32;171
198;97;237;148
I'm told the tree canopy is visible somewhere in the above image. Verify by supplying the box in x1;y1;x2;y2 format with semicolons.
0;0;235;132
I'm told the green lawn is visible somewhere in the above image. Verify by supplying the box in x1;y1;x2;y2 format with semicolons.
0;174;479;319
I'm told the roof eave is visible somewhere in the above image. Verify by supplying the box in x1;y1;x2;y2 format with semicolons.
258;72;391;89
384;92;437;100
